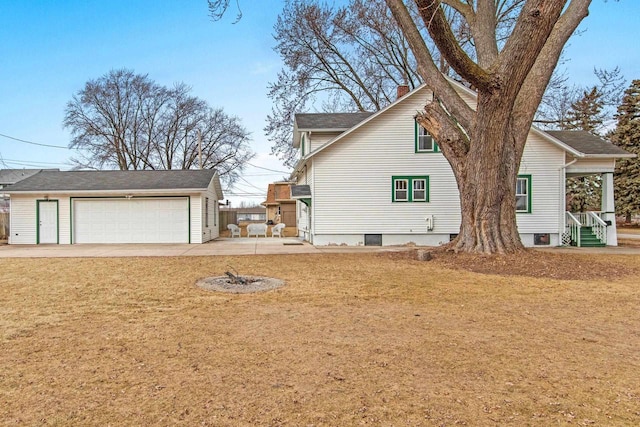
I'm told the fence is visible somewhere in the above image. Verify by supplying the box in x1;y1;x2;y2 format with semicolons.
0;212;8;240
219;210;238;232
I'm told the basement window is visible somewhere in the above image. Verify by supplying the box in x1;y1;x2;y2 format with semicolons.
364;234;382;246
534;233;550;245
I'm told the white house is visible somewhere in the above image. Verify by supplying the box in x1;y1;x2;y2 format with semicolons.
290;83;633;248
4;169;223;244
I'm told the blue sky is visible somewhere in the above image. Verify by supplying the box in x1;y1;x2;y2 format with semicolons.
1;1;639;205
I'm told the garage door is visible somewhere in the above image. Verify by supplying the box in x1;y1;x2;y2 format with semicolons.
73;198;189;244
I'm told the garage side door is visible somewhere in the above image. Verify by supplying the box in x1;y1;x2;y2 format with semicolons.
74;198;189;244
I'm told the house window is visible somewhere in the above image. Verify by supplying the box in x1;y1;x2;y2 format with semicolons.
392;176;429;202
415;121;440;153
413;179;427;201
394;179;408;201
516;175;531;213
205;197;209;227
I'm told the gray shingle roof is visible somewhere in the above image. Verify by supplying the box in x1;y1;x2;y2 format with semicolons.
546;131;633;157
4;169;217;192
290;185;311;198
0;169;55;185
295;113;374;130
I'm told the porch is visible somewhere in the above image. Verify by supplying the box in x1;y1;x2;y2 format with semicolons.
563;170;617;248
564;211;609;247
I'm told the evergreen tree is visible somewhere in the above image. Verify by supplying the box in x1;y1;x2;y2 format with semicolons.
565;87;605;134
612;79;640;223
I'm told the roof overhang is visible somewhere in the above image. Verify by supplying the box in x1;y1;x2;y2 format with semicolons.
581;153;636;159
4;188;212;196
290;185;311;198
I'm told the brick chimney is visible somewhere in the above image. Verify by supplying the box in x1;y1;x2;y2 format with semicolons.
397;85;410;99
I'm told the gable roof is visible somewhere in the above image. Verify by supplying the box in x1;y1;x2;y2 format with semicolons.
292;84;430;170
295;113;375;131
293;112;374;147
545;130;634;158
4;169;222;197
292;81;633;171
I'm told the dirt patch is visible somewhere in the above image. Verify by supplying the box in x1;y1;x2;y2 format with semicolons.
196;275;285;293
382;248;638;281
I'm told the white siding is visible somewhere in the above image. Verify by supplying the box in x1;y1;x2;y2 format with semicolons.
296;160;313;240
313;87;463;238
9;195;72;244
199;178;221;243
9;196;37;244
309;132;341;152
57;196;71;244
517;132;565;234
307;85;567;246
10;190;213;245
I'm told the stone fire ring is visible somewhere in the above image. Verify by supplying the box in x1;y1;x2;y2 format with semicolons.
196;276;285;294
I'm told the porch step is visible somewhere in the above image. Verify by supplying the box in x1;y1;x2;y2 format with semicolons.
577;226;606;247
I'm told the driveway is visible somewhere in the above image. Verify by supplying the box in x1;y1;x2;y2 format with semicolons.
0;237;407;258
2;235;640;258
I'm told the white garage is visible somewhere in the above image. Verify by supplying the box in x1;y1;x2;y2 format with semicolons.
5;169;224;245
73;197;190;244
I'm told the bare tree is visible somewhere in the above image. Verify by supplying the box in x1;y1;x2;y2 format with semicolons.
266;0;422;167
264;0;527;167
64;69;253;186
536;67;625;131
382;0;590;254
212;0;591;253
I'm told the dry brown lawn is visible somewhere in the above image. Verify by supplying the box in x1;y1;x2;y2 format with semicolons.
618;227;640;235
1;252;639;426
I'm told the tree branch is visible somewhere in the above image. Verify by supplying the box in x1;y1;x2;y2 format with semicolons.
385;0;474;129
415;0;492;89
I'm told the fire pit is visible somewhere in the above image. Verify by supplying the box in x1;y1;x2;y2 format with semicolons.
196;270;285;294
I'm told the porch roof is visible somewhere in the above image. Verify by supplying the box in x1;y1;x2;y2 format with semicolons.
546;131;634;158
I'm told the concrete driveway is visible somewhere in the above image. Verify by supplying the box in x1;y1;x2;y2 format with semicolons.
0;237;408;258
0;237;318;258
2;234;639;258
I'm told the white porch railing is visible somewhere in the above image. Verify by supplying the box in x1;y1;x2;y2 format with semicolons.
566;212;582;247
565;211;607;246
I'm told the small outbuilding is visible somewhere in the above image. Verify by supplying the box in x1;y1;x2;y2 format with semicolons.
4;169;223;244
262;181;297;227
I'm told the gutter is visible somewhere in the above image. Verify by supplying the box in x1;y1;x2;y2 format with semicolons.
3;188;210;195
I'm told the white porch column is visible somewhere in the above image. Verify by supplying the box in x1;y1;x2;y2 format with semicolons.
601;172;618;246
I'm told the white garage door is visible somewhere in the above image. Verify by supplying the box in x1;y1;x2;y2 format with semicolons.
74;198;189;244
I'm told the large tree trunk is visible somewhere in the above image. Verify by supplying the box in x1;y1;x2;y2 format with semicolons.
387;0;590;254
447;88;525;254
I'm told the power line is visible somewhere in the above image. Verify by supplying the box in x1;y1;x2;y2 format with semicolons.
238;175;266;192
0;158;72;166
246;161;290;174
0;132;70;149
